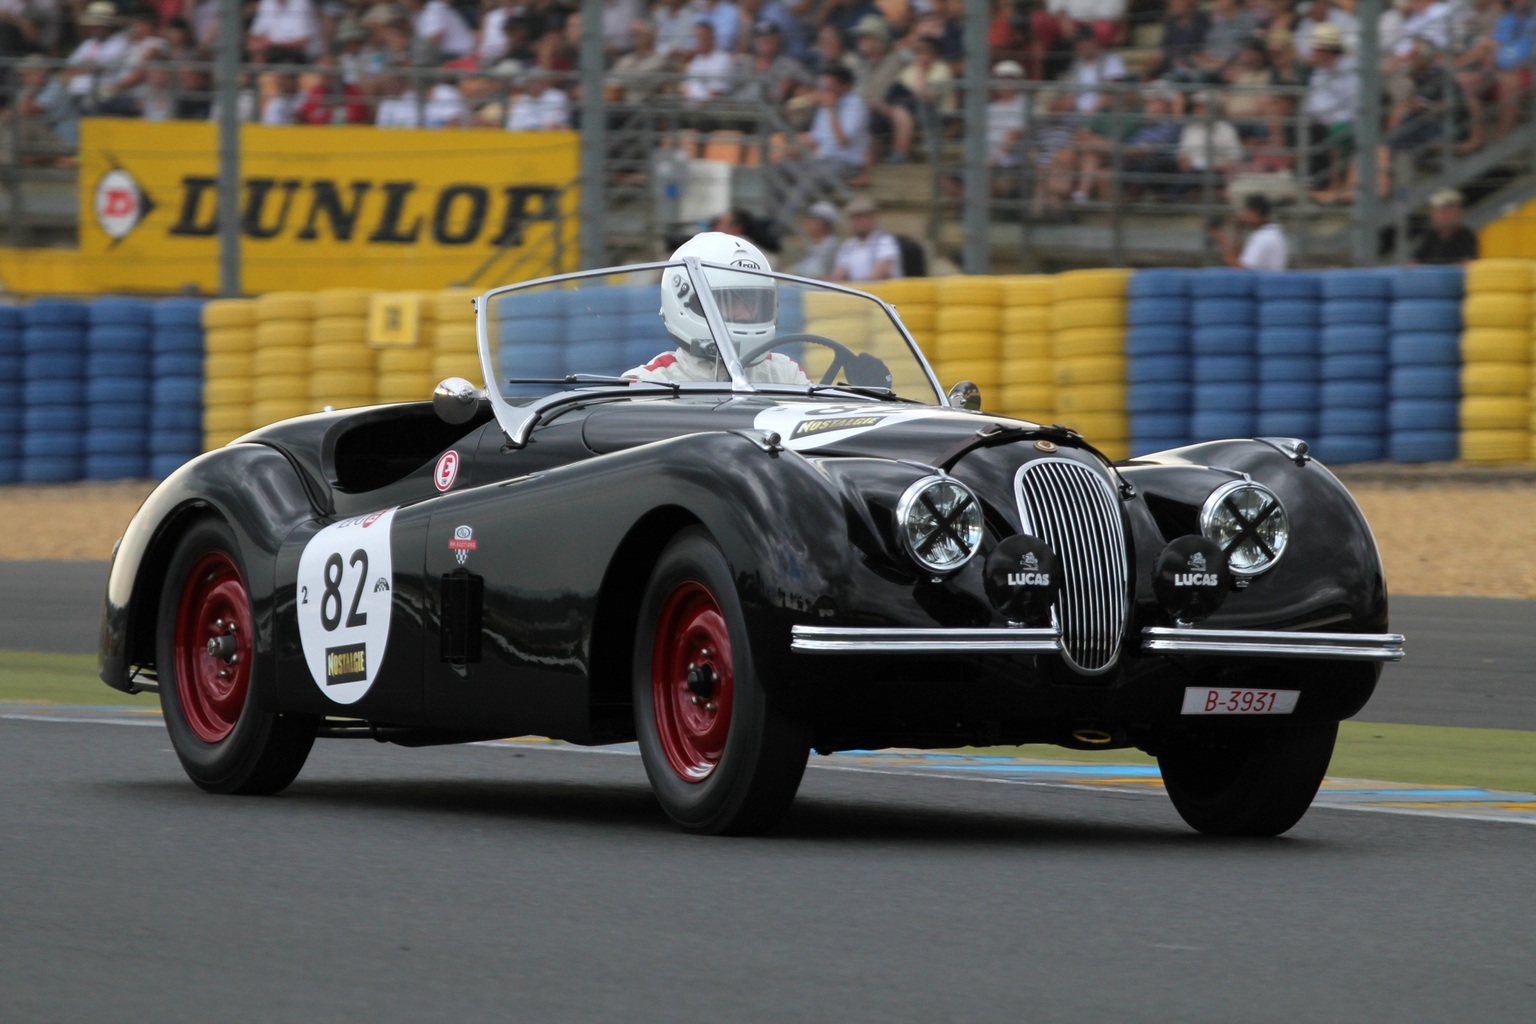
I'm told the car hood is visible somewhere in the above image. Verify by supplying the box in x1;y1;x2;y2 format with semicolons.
578;396;1030;463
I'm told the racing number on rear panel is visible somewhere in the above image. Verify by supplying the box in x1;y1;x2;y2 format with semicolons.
296;508;397;705
319;550;369;631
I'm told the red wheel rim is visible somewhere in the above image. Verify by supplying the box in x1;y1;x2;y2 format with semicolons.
173;552;254;744
650;581;734;782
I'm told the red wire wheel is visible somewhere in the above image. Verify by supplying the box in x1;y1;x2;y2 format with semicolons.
172;552;254;744
650;580;735;782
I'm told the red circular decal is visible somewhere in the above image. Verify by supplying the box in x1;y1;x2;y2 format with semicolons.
434;450;459;492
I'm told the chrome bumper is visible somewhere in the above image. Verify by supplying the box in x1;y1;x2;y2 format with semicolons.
790;625;1404;662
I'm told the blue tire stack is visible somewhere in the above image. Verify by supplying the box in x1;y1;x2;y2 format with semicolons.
1188;270;1257;441
150;298;206;479
565;283;631;377
1315;272;1392;463
1386;267;1463;462
622;283;667;372
1126;269;1194;454
0;307;22;483
497;288;566;386
22;299;90;483
85;298;153;480
1255;272;1321;439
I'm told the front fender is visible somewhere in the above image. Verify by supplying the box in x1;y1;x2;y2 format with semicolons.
98;443;320;695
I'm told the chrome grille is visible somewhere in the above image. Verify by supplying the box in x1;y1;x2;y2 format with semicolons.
1014;458;1130;674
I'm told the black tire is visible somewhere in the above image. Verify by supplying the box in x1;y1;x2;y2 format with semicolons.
1158;721;1338;837
156;517;318;795
633;527;810;835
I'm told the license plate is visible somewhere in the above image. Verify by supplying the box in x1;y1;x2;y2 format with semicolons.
1181;687;1300;715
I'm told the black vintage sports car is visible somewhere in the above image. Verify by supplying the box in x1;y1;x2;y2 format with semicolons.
100;258;1403;836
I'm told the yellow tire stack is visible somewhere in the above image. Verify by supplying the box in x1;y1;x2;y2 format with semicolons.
201;298;258;450
861;278;935;396
310;288;376;411
798;288;873;383
931;276;1005;407
251;291;316;426
1050;269;1130;458
376;294;438;403
997;275;1055;422
431;288;481;384
1460;260;1533;462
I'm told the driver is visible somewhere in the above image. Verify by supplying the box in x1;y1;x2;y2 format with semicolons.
624;232;812;384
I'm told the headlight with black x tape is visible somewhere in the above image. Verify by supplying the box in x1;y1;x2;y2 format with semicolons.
895;475;983;574
1200;480;1289;576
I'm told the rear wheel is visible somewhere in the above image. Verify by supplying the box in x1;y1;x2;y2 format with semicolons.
633;528;810;835
157;518;317;794
1158;721;1338;837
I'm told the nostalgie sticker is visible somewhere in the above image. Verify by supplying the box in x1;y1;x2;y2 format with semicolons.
751;404;983;452
296;506;398;705
434;450;460;491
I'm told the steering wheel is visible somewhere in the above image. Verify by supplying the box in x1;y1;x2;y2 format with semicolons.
739;333;857;386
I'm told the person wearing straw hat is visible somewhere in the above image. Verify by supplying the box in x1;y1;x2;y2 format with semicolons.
831;195;901;283
64;2;128;105
1412;188;1479;265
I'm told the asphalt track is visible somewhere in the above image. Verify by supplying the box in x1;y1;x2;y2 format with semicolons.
1;715;1533;1023
5;559;1531;730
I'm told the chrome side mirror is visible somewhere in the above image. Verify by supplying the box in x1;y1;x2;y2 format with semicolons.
433;377;484;425
948;380;982;412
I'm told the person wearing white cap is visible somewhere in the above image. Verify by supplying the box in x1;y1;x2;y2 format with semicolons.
795;201;841;279
986;60;1028;171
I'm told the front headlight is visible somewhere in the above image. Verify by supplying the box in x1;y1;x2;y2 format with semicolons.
896;475;983;574
1200;480;1289;576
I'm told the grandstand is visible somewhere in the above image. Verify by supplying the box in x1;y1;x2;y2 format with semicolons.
0;0;1531;268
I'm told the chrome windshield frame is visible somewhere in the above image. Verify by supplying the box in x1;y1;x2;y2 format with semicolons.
475;260;948;446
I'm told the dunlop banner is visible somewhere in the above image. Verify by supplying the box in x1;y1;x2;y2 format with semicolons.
76;120;579;293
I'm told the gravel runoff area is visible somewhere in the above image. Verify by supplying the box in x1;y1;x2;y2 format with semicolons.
0;466;1532;599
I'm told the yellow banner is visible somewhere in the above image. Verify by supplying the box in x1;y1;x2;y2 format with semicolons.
65;120;578;293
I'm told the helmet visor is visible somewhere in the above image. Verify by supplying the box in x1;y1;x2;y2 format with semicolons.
713;286;776;324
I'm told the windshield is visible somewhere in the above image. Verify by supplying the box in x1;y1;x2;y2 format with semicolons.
478;261;944;405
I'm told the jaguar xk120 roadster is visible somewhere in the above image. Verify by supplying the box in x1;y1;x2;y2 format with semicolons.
100;239;1403;836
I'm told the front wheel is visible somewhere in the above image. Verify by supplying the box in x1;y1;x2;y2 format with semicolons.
156;517;317;794
633;528;810;835
1158;721;1338;837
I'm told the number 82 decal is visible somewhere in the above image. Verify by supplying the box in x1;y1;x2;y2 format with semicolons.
296;507;397;704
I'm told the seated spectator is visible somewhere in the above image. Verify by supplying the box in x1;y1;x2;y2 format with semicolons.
139;64;179;121
1455;0;1532;150
248;0;323;61
897;34;955;132
1176;89;1243;192
1302;22;1357;198
732;21;811;106
1117;83;1184;197
795;200;841;278
64;2;129;111
1072;78;1140;202
651;0;698;62
1220;38;1271;135
851;14;915;163
422;75;471;126
1240;91;1302;173
1385;38;1467;154
1156;0;1210;80
1265;23;1306;86
1293;0;1357;58
682;21;734;107
1196;0;1257;71
988;0;1028;65
820;0;881;38
96;11;170;116
1026;90;1082;219
695;0;744;52
778;64;870;211
1412;187;1479;264
1;55;78;163
738;0;808;61
606;20;667;103
806;21;859;78
476;0;518;65
260;59;304;124
1050;0;1127;48
373;70;422;125
296;57;371;123
1065;25;1126;115
505;70;570;130
985;59;1029;192
334;23;372;84
599;0;640;56
405;0;474;63
174;63;214;119
831;195;901;282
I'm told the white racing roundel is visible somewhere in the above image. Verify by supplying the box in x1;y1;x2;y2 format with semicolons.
296;506;397;704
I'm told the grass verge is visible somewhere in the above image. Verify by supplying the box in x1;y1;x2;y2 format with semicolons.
4;650;1533;793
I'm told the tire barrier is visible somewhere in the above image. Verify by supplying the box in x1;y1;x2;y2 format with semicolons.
1459;260;1532;462
4;267;1533;491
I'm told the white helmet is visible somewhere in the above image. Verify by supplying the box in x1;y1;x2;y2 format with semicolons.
660;232;777;361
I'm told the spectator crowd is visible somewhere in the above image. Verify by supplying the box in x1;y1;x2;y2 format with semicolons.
0;0;1527;259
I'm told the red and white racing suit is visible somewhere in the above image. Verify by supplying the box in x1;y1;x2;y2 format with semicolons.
622;347;812;385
